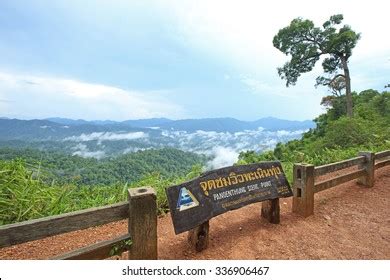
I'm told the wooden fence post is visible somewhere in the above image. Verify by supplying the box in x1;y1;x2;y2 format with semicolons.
357;152;375;188
261;198;280;224
188;221;209;252
128;187;157;260
292;164;315;217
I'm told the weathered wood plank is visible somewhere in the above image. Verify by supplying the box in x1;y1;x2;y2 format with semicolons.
188;221;209;252
315;169;366;193
314;156;365;177
375;150;390;160
52;234;131;260
128;187;157;260
0;201;128;248
292;164;315;217
375;159;390;170
357;152;375;188
261;198;280;224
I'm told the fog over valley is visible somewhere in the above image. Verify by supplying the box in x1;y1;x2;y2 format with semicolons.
0;117;313;168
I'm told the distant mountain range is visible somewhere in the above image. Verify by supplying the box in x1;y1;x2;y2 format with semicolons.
45;117;173;128
0;118;149;141
43;116;314;132
0;116;315;141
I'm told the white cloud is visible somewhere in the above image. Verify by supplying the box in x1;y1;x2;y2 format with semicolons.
64;131;148;142
160;128;306;155
71;143;105;159
64;126;306;160
240;75;296;98
276;130;306;137
205;146;239;170
0;71;184;120
162;0;390;69
158;0;390;99
122;147;151;154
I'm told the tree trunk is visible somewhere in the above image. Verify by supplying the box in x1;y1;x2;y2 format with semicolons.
341;56;353;117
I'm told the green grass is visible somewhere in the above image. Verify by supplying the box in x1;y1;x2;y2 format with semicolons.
0;159;122;225
0;159;202;225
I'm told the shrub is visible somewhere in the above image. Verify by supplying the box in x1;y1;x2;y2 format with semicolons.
323;117;371;148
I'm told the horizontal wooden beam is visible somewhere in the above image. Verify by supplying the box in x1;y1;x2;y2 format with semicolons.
375;150;390;160
52;234;131;260
314;156;365;177
375;159;390;170
314;169;366;193
0;201;128;248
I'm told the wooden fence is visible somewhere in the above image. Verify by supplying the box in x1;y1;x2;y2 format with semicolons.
292;150;390;217
0;150;389;259
0;187;157;260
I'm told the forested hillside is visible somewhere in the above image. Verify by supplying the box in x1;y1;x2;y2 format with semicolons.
0;147;204;185
238;89;390;174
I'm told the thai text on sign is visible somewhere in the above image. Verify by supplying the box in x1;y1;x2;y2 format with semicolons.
166;161;293;234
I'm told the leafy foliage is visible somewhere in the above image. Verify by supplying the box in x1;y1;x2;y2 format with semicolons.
273;14;360;116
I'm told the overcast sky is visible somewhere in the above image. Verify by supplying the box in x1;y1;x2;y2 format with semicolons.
0;0;389;121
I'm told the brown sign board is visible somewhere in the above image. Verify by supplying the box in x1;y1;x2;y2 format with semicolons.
166;161;292;234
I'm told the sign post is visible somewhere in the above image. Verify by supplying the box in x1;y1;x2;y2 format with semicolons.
166;161;293;251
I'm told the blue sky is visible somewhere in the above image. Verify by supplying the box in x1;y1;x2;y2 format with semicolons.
0;0;389;121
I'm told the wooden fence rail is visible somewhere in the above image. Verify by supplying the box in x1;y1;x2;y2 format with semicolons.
375;159;390;170
314;169;366;193
52;234;131;260
375;150;390;159
313;156;365;177
0;202;128;248
0;187;157;260
374;150;390;170
293;150;389;217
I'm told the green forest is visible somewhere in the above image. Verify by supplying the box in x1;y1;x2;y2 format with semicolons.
0;147;204;186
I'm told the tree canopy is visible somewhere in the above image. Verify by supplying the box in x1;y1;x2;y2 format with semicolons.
273;14;360;117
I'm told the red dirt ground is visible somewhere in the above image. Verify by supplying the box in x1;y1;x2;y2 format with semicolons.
1;166;389;260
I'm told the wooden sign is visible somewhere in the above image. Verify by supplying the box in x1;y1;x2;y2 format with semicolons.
166;161;292;234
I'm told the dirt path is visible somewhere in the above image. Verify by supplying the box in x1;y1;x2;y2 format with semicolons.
1;166;389;260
